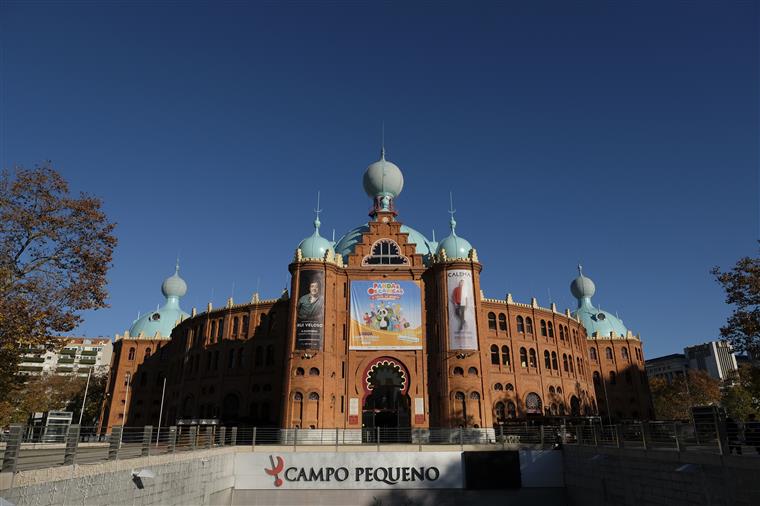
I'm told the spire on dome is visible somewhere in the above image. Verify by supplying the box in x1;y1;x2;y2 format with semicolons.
297;192;333;259
436;192;473;260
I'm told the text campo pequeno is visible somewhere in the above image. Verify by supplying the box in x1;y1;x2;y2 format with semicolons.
282;466;440;485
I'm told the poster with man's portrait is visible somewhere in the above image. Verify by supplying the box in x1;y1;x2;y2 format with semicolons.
295;270;325;349
447;269;478;350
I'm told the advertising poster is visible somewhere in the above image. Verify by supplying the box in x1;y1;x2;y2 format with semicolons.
295;270;325;349
349;281;423;350
447;269;478;350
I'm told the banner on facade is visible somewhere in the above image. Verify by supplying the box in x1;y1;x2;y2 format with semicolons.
349;280;423;350
446;269;478;350
235;452;463;490
295;270;325;349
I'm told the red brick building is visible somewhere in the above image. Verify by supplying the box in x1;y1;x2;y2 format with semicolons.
100;151;652;432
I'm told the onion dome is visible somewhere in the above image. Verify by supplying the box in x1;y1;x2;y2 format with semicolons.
297;216;333;259
161;263;187;298
363;148;404;200
129;262;189;338
570;266;628;338
436;216;473;260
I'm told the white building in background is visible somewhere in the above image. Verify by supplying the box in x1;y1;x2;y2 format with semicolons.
684;341;739;381
647;340;739;383
18;337;113;377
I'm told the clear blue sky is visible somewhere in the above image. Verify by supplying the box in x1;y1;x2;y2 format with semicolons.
1;1;757;358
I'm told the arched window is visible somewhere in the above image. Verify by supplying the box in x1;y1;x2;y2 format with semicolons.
507;401;516;418
455;391;467;423
547;321;554;338
516;316;525;333
505;383;514;391
568;355;574;373
577;357;582;375
494;383;504;391
621;348;629;361
487;312;497;330
210;321;217;341
540;320;547;336
593;371;601;385
498;313;507;331
559;325;565;342
605;347;613;360
295;367;304;376
501;346;510;366
525;317;534;334
144;347;151;358
528;348;537;368
265;345;274;366
525;393;542;414
544;350;551;369
470;392;480;400
362;239;409;265
519;347;528;368
217;320;223;339
490;345;499;365
548;386;555;394
453;367;464;376
590;348;597;361
562;354;569;371
468;366;478;376
495;402;506;422
293;392;303;422
556;386;562;394
309;367;320;376
242;315;249;335
609;371;617;385
308;392;320;401
551;351;558;370
232;317;239;336
128;347;136;360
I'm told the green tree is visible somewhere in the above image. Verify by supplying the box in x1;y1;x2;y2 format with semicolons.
721;364;760;420
0;163;116;401
650;370;721;420
712;249;760;356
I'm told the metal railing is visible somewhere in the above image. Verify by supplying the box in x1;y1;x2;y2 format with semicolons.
1;418;756;473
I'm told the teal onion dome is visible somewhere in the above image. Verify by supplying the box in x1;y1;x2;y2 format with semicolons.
363;148;404;199
570;267;628;338
161;267;187;298
436;217;473;259
129;264;189;338
298;217;333;259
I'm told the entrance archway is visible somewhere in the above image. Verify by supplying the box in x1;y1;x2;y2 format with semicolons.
361;358;411;441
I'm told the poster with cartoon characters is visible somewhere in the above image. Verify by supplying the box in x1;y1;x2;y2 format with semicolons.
447;269;478;350
349;281;423;350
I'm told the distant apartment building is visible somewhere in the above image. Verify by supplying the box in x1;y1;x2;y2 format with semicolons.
684;341;738;381
18;337;113;377
646;340;739;383
645;353;688;383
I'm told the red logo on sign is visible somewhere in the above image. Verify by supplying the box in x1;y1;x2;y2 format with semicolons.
264;455;285;487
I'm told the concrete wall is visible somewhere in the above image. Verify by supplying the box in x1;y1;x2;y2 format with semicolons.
563;445;760;506
0;447;235;506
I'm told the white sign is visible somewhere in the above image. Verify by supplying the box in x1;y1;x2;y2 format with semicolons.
447;269;478;350
235;452;463;490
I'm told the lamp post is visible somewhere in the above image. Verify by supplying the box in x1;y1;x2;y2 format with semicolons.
155;377;167;447
78;367;92;425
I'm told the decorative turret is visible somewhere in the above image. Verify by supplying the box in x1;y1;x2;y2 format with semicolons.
364;148;404;216
128;261;190;338
570;265;628;338
435;195;474;260
296;194;333;260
